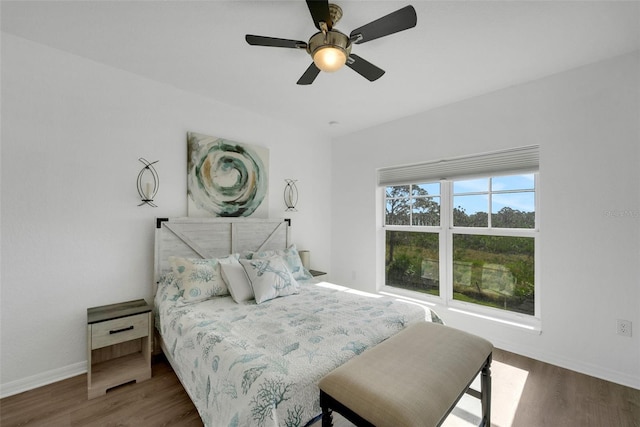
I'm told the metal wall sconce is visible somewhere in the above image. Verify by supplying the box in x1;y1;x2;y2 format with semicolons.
284;179;298;211
137;158;159;207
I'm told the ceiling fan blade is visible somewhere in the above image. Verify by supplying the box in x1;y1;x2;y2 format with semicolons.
346;54;385;82
306;0;332;30
349;5;417;44
297;63;321;85
245;34;307;49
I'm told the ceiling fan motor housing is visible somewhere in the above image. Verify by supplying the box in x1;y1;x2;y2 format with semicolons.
307;30;352;60
328;3;343;26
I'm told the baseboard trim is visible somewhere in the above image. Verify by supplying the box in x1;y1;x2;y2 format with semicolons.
0;361;87;399
492;338;640;390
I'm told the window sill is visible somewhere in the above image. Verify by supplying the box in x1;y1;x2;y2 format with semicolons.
380;286;541;334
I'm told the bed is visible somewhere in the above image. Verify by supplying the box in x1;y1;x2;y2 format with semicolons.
153;218;442;427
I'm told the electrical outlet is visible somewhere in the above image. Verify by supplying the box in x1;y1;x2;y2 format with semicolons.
617;319;632;337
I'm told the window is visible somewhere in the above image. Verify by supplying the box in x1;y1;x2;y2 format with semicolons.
385;183;441;296
385;183;440;226
379;147;539;320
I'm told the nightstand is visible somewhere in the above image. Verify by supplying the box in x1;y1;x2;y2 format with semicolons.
87;299;152;399
309;269;327;278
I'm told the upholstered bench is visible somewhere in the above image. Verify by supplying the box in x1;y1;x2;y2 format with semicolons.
319;321;493;427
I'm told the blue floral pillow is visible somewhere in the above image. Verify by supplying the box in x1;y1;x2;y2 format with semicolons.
251;244;312;280
239;256;300;304
169;256;229;303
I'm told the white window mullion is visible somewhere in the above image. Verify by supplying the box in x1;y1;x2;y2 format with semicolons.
450;227;535;238
488;178;493;228
440;180;453;305
408;184;414;226
534;173;541;318
535;173;540;231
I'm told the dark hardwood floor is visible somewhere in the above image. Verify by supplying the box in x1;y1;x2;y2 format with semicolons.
1;349;638;427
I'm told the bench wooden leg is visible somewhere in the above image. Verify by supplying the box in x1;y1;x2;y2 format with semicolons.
320;390;375;427
480;353;492;427
321;406;333;427
320;391;334;427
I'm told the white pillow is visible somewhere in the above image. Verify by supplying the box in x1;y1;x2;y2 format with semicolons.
251;244;312;280
169;256;229;303
239;256;300;304
220;260;254;303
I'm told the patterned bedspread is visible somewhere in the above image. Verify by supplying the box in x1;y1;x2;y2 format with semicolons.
155;277;441;427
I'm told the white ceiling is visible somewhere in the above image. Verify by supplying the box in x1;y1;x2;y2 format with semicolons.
2;1;639;138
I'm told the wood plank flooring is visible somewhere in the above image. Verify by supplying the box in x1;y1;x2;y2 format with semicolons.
1;349;638;427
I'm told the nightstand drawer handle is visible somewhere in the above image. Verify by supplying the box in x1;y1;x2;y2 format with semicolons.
109;325;134;334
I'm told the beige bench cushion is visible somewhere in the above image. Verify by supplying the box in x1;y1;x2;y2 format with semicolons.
319;321;493;427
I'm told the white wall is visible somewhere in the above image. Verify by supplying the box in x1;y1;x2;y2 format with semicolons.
331;52;640;389
0;34;332;396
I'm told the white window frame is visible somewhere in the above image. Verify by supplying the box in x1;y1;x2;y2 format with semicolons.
378;147;540;331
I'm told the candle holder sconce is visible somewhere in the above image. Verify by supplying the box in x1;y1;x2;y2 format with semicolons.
137;158;159;207
284;179;298;211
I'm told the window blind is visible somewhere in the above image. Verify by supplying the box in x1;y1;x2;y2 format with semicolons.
377;145;539;186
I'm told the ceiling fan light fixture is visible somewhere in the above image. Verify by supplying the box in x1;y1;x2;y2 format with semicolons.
313;46;347;72
308;30;351;73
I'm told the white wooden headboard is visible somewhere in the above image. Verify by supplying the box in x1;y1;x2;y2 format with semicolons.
154;217;290;286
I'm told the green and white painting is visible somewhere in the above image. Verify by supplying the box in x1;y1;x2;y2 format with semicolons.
187;132;269;217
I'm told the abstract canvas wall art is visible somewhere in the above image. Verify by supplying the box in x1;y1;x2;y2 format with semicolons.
187;132;269;217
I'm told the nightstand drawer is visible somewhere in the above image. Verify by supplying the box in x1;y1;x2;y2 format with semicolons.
91;313;149;349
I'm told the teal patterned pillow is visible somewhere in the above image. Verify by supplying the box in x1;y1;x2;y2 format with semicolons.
239;256;300;304
169;256;229;303
251;244;312;280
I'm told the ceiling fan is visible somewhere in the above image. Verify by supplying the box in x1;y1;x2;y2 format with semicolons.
245;0;417;85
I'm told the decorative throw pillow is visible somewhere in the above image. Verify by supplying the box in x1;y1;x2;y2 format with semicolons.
239;256;300;304
220;259;254;303
169;256;229;303
251;244;312;280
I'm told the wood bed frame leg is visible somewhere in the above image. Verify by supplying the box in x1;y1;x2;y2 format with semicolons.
480;353;492;427
321;406;334;427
